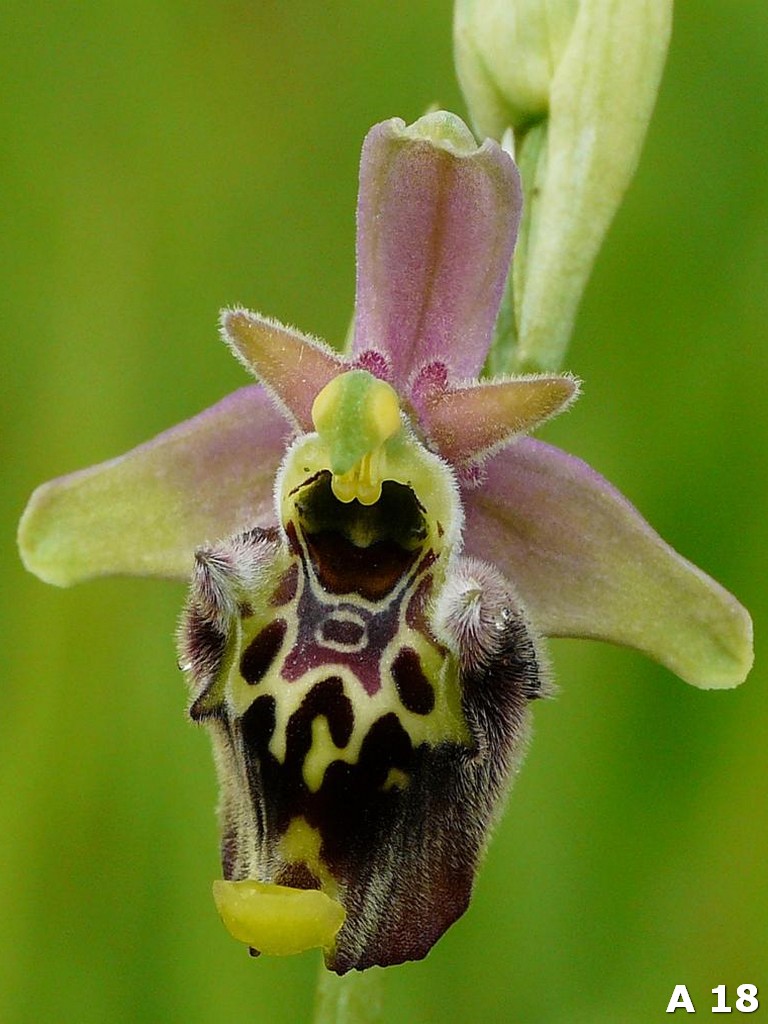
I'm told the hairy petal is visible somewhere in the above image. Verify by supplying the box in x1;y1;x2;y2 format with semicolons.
412;365;579;466
353;112;522;385
221;308;346;432
463;439;753;688
19;386;288;586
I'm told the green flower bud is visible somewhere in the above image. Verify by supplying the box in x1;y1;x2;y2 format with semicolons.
454;0;578;139
455;0;673;373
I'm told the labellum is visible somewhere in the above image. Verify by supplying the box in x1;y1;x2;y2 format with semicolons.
180;370;547;972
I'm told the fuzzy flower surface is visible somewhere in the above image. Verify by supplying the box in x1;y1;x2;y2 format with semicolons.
19;112;752;974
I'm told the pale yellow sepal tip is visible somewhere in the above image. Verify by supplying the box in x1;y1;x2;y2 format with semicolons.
212;879;346;955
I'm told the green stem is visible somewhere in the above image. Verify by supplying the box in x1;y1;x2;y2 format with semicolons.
312;962;384;1024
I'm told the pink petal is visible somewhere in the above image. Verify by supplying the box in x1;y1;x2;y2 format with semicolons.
19;386;288;586
463;439;753;689
412;365;579;466
221;308;346;432
353;113;521;387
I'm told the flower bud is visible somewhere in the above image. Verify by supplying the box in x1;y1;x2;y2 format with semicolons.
455;0;673;373
454;0;578;139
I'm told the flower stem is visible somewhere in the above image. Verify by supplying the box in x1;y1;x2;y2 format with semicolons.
312;962;384;1024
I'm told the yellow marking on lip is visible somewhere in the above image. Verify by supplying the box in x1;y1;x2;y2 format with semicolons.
303;716;346;793
382;767;410;792
279;817;338;896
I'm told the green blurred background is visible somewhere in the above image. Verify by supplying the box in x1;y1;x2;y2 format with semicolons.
2;3;766;1022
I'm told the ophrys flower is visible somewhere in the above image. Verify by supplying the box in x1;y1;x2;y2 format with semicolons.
18;112;752;973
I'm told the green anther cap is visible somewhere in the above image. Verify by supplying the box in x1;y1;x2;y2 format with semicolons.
311;370;401;477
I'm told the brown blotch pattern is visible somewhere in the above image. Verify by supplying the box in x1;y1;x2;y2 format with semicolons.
270;564;299;607
321;618;365;647
391;647;435;715
285;677;355;761
241;619;287;685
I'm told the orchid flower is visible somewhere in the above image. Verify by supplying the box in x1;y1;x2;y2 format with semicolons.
18;112;752;975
